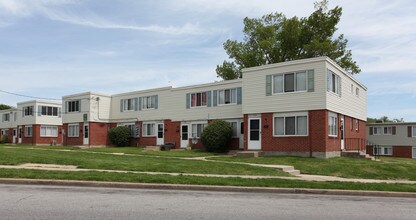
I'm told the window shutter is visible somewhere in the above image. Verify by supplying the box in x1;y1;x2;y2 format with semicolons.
154;95;158;109
58;107;62;118
408;126;412;137
213;90;218;107
134;98;139;111
186;93;190;109
207;91;211;107
138;97;142;111
38;106;42;116
237;87;242;104
307;70;314;92
65;101;68;113
120;99;124;112
266;75;272;96
392;126;396;135
369;127;373;135
338;76;342;97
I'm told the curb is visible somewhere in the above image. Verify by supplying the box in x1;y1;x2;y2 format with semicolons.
1;178;416;198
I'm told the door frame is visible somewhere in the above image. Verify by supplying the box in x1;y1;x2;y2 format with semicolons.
180;124;189;148
248;118;261;150
12;128;17;144
83;124;89;145
18;126;22;144
156;123;164;145
340;116;345;151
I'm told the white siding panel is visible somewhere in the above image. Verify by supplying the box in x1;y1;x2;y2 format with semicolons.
62;94;91;124
35;101;63;125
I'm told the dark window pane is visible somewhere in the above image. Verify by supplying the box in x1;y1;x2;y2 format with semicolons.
250;119;259;130
240;122;244;134
285;117;295;135
250;131;259;141
284;73;295;92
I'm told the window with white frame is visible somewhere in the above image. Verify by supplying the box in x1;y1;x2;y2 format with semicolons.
40;126;58;137
2;113;10;122
274;113;308;136
23;106;34;116
356;88;359;97
327;70;341;95
229;121;238;137
191;123;207;138
373;127;382;135
328;112;338;136
218;88;237;105
383;127;392;135
142;96;156;110
68;124;79;137
68;100;80;112
122;98;135;111
118;123;139;137
273;71;307;94
142;123;155;136
373;146;393;155
25;126;32;137
355;119;359;131
191;92;207;107
41;106;58;116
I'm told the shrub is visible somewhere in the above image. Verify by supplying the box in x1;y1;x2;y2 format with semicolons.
0;135;8;144
108;126;131;147
201;120;233;152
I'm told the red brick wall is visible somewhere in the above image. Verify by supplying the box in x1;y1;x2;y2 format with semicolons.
243;114;249;150
392;146;413;158
164;119;181;149
63;123;83;146
309;110;328;153
343;116;366;151
19;125;63;145
89;122;114;146
140;137;156;146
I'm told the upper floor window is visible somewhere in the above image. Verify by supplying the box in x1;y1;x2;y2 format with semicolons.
68;100;80;112
123;98;135;111
218;88;237;105
2;113;10;122
412;126;416;137
142;96;156;110
191;92;207;107
273;71;307;94
373;127;382;135
23;106;34;116
383;126;392;135
328;112;338;136
327;70;341;95
41;106;58;116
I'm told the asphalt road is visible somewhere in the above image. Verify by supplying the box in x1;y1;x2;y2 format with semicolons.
0;184;415;220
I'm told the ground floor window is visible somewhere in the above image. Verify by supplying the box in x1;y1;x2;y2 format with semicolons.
373;146;393;156
68;124;79;137
142;123;155;136
118;123;139;138
274;112;308;136
191;123;207;138
40;126;58;137
328;112;338;136
25;126;32;137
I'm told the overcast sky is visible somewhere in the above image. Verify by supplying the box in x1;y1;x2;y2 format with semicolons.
0;0;415;121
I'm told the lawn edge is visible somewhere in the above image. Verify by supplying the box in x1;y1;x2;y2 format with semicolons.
1;178;416;198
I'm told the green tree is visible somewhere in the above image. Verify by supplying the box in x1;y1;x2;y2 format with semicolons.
216;0;360;80
0;104;12;110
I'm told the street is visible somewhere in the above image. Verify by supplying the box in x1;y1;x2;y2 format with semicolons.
0;184;415;220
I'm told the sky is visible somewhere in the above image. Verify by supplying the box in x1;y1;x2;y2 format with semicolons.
0;0;415;121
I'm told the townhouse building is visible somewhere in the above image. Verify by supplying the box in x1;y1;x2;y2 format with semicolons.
61;57;367;158
0;108;18;143
367;122;416;158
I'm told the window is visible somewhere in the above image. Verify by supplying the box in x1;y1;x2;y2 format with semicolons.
142;123;155;136
373;146;393;156
40;126;58;137
191;123;207;138
328;112;338;136
118;123;139;137
413;126;416;137
2;113;10;122
356;88;359;97
41;106;58;116
23;106;34;116
373;127;382;135
25;126;32;137
383;127;392;135
122;98;135;111
142;96;156;110
274;113;308;136
229;122;238;137
191;92;207;107
355;119;359;131
218;89;237;105
273;71;307;94
327;70;341;95
68;100;80;112
68;124;79;137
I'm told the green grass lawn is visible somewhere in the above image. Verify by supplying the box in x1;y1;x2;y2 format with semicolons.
0;146;286;176
209;156;416;181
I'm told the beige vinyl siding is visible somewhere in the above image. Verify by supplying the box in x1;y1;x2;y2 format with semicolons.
35;101;63;126
0;109;18;129
62;94;91;124
367;124;416;146
89;95;112;123
242;59;327;114
325;61;367;121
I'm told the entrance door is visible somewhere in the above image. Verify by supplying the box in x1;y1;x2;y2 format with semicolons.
340;116;345;150
239;122;244;149
83;124;89;145
18;127;22;144
12;129;16;144
248;118;261;150
180;124;189;148
156;123;164;145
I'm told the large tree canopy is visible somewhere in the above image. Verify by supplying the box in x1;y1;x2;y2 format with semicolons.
216;0;360;80
0;104;12;110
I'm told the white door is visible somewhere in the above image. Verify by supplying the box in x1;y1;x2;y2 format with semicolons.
12;129;16;144
18;127;22;144
83;124;89;145
239;122;244;149
412;147;416;159
156;123;164;145
248;118;261;150
340;116;345;150
180;124;189;148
